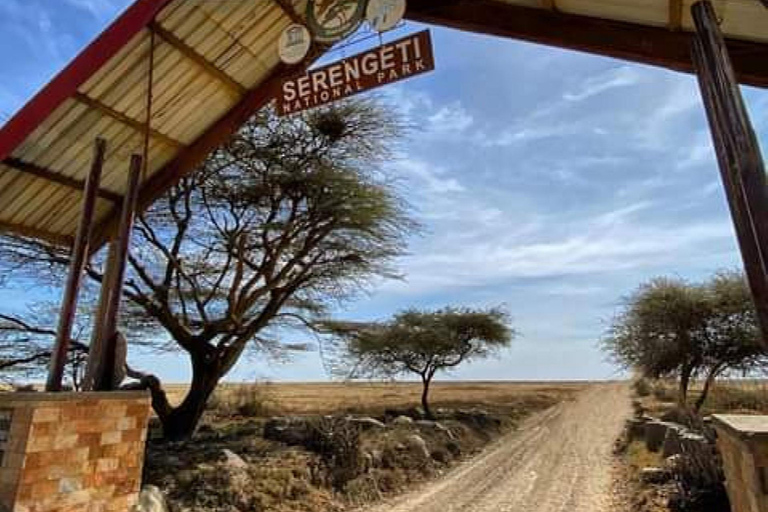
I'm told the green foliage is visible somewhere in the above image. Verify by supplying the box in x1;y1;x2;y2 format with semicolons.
632;378;652;397
326;307;514;418
602;271;766;408
329;307;513;380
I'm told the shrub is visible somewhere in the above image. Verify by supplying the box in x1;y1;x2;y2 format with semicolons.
667;419;728;512
209;383;278;418
306;417;364;491
652;381;676;402
668;447;729;512
633;378;652;397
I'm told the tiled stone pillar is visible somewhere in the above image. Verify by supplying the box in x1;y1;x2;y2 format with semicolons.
0;391;151;512
712;415;768;512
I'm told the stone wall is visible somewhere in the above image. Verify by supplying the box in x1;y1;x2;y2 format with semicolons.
0;391;151;512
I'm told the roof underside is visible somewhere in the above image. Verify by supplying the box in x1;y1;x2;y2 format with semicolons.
0;0;766;249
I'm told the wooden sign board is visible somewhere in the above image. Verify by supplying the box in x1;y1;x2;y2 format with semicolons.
277;30;435;116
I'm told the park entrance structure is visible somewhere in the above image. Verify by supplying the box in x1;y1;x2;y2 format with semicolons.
0;0;766;510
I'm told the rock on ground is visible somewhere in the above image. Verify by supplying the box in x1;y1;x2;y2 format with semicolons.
133;485;169;512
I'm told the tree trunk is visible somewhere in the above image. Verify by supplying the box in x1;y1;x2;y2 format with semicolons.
151;353;222;442
678;365;693;408
421;376;434;420
694;365;723;413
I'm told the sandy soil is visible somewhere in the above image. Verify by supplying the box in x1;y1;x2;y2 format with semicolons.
362;383;630;512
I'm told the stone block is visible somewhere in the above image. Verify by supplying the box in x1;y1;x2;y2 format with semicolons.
0;391;150;512
662;424;684;458
713;414;768;512
645;420;669;452
626;417;647;441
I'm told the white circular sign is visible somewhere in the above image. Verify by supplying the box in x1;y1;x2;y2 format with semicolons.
366;0;406;33
279;24;312;65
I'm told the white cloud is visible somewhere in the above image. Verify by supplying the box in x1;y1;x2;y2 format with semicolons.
383;206;734;296
427;102;474;133
563;66;640;102
62;0;122;21
392;159;465;194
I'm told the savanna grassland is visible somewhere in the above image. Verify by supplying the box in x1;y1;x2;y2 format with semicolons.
165;381;588;415
144;381;587;512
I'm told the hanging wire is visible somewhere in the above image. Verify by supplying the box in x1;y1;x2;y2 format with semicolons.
141;28;157;182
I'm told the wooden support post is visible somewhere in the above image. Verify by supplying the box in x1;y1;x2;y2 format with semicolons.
86;154;142;392
82;241;120;391
46;139;106;392
691;0;768;343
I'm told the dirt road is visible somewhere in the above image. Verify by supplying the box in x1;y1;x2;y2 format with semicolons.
365;383;630;512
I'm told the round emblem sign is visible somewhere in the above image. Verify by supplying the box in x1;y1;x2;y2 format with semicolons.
366;0;406;33
306;0;366;43
278;24;312;64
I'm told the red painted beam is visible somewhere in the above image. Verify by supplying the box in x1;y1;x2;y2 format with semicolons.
0;0;173;163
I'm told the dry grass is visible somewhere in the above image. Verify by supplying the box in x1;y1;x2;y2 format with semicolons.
147;381;588;512
641;378;768;417
162;381;589;416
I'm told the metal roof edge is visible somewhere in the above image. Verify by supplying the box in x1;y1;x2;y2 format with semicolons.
0;0;173;163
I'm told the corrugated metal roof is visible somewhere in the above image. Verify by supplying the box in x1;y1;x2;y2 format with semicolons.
0;0;765;248
0;0;307;247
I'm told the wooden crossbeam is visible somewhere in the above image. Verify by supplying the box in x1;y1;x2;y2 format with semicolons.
73;92;184;149
405;0;768;88
539;0;556;11
149;21;248;97
3;157;122;203
273;0;305;24
0;220;73;246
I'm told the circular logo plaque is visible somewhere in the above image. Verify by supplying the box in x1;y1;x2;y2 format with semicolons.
279;24;312;64
366;0;406;33
306;0;367;43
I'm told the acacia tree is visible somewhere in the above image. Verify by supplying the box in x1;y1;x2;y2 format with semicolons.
602;273;765;410
603;277;709;406
694;271;765;411
327;307;514;419
0;302;93;388
0;99;415;440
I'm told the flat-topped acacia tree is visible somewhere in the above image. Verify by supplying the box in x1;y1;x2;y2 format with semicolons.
326;307;514;419
0;99;415;440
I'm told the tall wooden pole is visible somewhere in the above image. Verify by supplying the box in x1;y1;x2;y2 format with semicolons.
82;241;120;391
46;138;106;391
691;0;768;343
88;154;143;391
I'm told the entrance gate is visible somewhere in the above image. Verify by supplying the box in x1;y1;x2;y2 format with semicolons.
0;0;766;510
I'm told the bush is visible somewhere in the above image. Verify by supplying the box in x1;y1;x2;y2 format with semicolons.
652;381;677;402
306;417;364;491
209;383;278;418
666;419;728;512
668;447;729;512
633;378;652;397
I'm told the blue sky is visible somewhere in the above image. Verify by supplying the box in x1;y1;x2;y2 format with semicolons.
1;0;766;383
